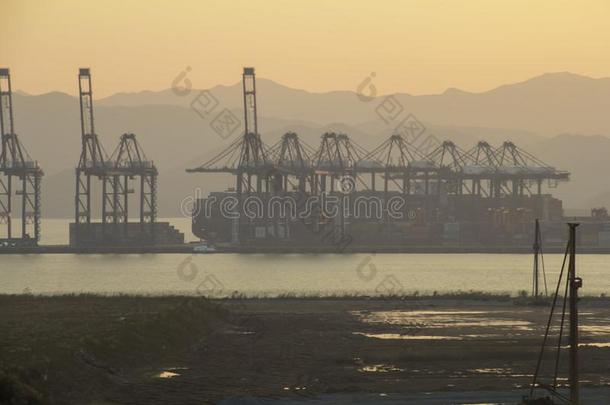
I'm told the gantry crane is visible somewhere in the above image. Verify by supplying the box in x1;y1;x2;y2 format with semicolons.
269;132;315;192
188;67;273;193
74;67;130;244
358;134;437;195
0;68;43;247
311;133;368;192
110;133;158;239
75;68;111;228
73;69;163;245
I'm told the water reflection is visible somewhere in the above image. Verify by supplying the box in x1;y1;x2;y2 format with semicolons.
359;364;404;373
353;310;533;331
354;332;462;340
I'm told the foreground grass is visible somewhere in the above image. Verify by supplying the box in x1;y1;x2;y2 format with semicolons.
0;295;228;404
2;293;609;403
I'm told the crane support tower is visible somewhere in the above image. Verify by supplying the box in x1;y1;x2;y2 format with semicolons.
71;69;180;246
110;133;158;239
73;68;115;243
0;68;43;247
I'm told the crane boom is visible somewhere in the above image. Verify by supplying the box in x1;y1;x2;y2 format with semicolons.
0;68;15;138
242;67;258;135
0;69;29;168
78;68;95;138
77;68;106;168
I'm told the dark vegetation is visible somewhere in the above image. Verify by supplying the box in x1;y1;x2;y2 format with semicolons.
1;294;610;404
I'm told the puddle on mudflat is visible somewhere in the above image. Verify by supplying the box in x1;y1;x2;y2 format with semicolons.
359;364;404;373
224;330;255;335
353;310;533;331
354;332;462;340
461;334;501;338
561;342;610;348
283;386;307;391
465;368;533;378
468;368;510;375
393;311;488;315
580;342;610;348
581;325;610;335
154;367;188;379
157;371;180;379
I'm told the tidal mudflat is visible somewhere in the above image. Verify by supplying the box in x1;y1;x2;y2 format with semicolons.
2;295;610;403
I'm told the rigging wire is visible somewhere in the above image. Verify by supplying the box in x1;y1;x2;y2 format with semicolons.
540;225;549;296
529;240;570;398
553;268;571;388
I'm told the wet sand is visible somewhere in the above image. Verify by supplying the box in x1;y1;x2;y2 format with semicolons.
1;295;610;404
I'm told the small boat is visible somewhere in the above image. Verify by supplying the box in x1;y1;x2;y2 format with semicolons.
192;240;218;253
522;223;582;404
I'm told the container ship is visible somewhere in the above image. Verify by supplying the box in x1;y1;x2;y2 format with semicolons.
188;68;609;251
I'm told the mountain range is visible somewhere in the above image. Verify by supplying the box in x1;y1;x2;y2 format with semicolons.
8;72;610;218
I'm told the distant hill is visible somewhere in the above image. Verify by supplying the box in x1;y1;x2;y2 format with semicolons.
527;134;610;210
97;72;610;136
9;72;610;217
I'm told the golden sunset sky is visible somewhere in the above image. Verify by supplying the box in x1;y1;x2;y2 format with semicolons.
2;0;609;97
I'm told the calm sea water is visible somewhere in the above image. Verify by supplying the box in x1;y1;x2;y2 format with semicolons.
1;218;609;296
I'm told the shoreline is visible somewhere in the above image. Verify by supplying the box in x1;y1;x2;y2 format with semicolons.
2;292;609;301
1;244;609;254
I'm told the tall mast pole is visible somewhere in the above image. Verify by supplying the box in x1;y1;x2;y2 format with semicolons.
533;219;540;297
568;222;581;404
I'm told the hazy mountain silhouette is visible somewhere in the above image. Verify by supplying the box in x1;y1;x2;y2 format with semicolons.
10;72;610;217
527;134;610;210
98;72;610;135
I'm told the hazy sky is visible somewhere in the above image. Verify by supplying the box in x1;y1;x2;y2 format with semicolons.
2;0;609;97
